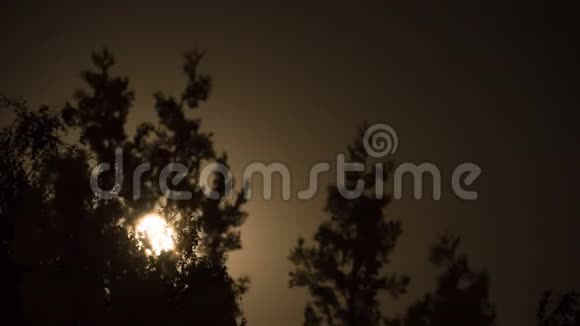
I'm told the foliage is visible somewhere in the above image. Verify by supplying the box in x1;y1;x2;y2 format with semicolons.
0;48;247;325
400;234;495;326
289;125;409;326
537;291;580;326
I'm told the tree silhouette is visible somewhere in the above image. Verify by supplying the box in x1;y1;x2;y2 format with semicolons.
0;96;70;325
288;125;409;326
0;49;247;325
399;234;495;326
537;291;580;326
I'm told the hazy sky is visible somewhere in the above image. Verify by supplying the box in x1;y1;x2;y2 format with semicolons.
1;2;578;325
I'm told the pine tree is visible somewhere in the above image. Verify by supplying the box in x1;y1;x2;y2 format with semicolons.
401;234;495;326
289;125;409;326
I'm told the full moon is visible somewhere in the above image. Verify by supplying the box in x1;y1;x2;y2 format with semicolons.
136;214;176;256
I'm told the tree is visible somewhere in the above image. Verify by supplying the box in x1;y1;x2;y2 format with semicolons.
0;96;70;325
0;48;248;325
288;125;409;326
64;48;248;263
537;291;580;326
401;234;495;326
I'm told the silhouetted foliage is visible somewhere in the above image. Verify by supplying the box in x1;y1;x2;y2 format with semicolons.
0;48;247;325
398;234;495;326
537;291;580;326
0;96;69;325
289;125;409;326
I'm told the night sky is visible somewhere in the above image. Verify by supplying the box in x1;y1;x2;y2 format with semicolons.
1;2;578;325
